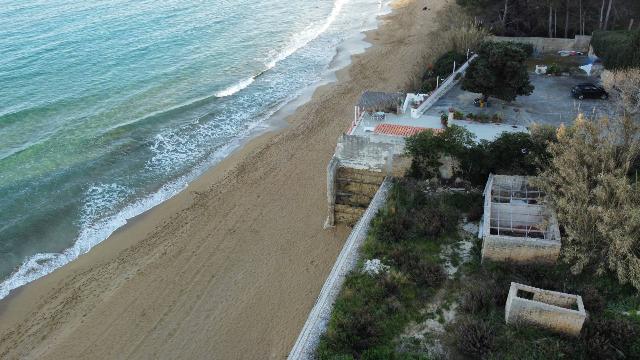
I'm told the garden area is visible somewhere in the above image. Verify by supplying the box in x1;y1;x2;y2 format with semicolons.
316;117;640;359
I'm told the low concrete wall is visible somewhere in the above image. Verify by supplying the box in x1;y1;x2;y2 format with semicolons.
482;235;561;264
505;282;586;336
490;35;592;54
289;179;392;359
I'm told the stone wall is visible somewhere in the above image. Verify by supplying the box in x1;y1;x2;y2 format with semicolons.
490;35;592;54
505;282;586;336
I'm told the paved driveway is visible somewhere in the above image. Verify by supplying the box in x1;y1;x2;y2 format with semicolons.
423;74;619;127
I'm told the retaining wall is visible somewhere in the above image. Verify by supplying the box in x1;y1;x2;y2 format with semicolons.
482;235;561;264
490;35;592;54
505;282;587;336
288;179;392;359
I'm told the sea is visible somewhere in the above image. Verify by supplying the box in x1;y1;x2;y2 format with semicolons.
0;0;391;299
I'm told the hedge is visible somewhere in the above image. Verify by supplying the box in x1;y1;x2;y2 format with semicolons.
591;30;640;69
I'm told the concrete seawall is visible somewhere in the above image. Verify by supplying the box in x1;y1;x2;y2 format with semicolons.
288;179;392;359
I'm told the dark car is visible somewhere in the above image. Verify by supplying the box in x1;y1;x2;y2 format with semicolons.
571;83;608;100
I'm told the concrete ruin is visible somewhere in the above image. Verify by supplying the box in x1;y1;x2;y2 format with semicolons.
325;134;409;227
505;282;587;336
481;174;561;264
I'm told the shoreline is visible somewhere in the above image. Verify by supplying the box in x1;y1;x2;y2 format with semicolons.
0;0;386;301
0;1;448;358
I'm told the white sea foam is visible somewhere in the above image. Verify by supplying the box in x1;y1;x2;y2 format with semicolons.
266;0;348;70
0;0;384;301
0;111;272;301
214;76;256;98
214;0;349;100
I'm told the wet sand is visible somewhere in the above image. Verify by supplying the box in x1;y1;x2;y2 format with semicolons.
0;0;448;358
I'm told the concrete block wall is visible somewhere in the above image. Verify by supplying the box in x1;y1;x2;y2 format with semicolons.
489;35;592;54
482;235;561;264
505;282;586;336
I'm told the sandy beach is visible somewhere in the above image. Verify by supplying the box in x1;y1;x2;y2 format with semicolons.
0;0;447;358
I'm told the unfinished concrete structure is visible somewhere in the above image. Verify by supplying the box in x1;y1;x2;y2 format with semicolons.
326;54;529;227
481;174;561;264
505;282;587;336
325;134;409;227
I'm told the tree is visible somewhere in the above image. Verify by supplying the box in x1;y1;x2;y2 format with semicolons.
462;41;534;102
602;68;640;114
537;115;640;290
405;125;475;180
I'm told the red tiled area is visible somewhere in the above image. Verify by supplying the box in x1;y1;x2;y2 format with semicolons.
373;123;443;137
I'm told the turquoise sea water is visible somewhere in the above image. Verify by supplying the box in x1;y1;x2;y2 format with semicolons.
0;0;388;299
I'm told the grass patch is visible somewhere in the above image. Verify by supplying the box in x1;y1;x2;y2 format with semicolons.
446;254;640;359
316;180;481;359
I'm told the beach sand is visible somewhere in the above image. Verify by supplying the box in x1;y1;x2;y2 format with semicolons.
0;0;447;358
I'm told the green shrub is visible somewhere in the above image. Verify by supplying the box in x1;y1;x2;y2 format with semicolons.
466;204;483;222
453;110;464;120
411;260;446;289
420;77;437;93
434;50;467;78
405;125;475;179
580;286;606;314
583;317;640;359
460;281;499;315
371;208;412;244
592;30;640;70
513;42;534;57
448;317;496;359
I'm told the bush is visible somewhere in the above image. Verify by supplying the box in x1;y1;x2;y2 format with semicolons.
457;131;552;185
371;208;412;243
513;42;534;57
466;204;483;222
405;125;475;180
411;260;446;289
580;286;606;314
371;186;460;243
453;110;464;120
583;317;640;359
434;50;467;78
460;281;500;314
448;317;495;359
592;30;640;70
413;203;459;238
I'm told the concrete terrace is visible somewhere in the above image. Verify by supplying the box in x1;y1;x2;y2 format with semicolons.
351;110;528;142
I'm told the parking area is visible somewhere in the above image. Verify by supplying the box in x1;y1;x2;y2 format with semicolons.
423;74;618;127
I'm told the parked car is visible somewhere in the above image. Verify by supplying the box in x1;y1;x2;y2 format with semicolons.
571;83;608;100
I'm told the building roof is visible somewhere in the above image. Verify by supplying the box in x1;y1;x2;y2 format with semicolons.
356;91;405;111
373;123;443;137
